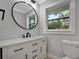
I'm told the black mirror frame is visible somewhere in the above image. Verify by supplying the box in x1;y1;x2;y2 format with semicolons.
11;1;38;30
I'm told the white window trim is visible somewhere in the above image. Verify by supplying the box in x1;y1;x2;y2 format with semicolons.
26;11;37;29
26;11;35;29
43;0;76;35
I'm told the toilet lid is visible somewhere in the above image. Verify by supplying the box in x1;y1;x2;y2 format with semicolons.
62;56;72;59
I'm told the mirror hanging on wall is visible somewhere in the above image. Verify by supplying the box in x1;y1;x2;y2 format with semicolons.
11;1;38;30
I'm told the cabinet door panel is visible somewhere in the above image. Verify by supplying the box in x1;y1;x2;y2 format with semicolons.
39;39;47;59
8;52;27;59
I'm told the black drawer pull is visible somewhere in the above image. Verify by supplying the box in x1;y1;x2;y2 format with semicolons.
44;57;47;59
32;43;38;46
14;48;23;52
33;55;37;59
40;47;42;53
32;49;37;53
42;40;45;43
26;54;27;59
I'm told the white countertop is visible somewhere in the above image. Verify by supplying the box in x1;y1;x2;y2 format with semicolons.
0;36;45;48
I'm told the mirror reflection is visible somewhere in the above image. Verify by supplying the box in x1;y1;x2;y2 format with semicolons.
12;1;38;30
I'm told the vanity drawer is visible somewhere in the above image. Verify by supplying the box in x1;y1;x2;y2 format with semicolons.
31;40;42;47
32;55;38;59
6;44;27;56
31;42;39;46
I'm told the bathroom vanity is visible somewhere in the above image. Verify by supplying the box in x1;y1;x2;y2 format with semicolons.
0;36;47;59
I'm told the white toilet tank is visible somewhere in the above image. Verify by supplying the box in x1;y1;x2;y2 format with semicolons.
62;40;79;59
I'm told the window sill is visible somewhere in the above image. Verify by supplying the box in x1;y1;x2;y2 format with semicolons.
43;29;75;35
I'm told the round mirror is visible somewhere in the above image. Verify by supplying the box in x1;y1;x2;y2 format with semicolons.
11;1;38;30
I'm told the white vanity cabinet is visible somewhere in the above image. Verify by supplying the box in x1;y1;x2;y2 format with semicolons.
0;36;47;59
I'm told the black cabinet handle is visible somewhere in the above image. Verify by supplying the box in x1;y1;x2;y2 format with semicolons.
26;54;27;59
32;55;37;59
42;40;45;43
32;49;37;53
14;48;23;52
32;43;38;46
40;47;42;53
44;57;47;59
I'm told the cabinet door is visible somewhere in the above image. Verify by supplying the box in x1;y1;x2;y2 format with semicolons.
41;39;47;54
5;43;30;59
8;51;27;59
42;39;47;59
30;39;47;59
27;41;39;59
38;39;47;59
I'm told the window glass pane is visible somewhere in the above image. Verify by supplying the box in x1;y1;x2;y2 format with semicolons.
47;5;70;29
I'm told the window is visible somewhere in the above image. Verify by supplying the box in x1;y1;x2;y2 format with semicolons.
44;0;76;34
48;5;69;30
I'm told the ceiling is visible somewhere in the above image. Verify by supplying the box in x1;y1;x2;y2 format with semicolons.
36;0;62;4
14;2;33;14
36;0;47;4
13;0;62;13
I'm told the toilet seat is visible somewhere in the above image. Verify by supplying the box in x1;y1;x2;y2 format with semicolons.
62;56;72;59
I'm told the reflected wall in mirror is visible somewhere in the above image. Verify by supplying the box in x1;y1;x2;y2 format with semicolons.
11;1;38;30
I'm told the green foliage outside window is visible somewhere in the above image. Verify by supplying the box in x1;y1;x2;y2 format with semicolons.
48;19;69;29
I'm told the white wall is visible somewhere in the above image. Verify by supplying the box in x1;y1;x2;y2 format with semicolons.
14;11;26;28
39;0;79;57
0;0;40;40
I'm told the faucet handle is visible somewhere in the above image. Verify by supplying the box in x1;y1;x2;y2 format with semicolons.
21;35;25;38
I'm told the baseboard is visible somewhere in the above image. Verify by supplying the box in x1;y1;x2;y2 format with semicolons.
47;53;61;59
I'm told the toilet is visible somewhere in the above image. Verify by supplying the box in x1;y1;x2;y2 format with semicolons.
62;40;79;59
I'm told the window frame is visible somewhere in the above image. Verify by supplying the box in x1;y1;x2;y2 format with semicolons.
27;11;37;29
29;14;36;29
47;9;70;30
43;0;76;34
